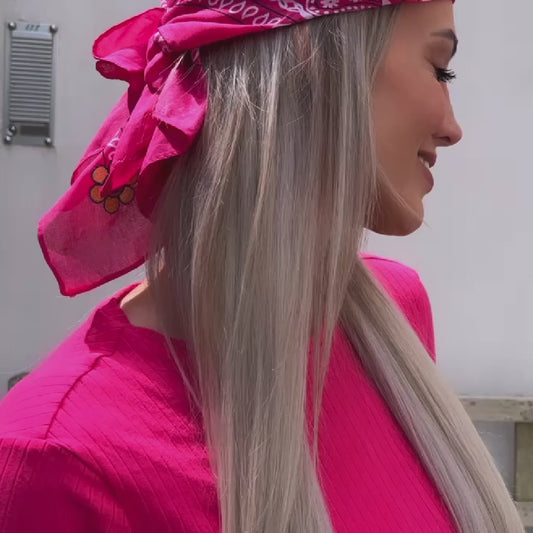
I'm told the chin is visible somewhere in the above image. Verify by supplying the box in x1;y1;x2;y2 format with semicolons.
368;202;424;236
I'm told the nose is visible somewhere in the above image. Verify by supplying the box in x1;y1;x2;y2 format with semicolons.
435;102;463;147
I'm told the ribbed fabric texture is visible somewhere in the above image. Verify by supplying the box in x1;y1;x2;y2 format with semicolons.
0;255;458;532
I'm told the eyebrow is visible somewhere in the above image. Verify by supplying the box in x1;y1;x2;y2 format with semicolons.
431;29;458;59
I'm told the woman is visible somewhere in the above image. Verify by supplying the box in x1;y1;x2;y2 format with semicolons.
0;0;525;531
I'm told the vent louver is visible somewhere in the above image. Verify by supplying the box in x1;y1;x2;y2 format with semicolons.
3;22;57;146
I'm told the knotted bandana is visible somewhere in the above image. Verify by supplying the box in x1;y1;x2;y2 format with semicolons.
38;0;453;296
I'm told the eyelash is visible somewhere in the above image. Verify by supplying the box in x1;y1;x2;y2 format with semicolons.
435;67;456;83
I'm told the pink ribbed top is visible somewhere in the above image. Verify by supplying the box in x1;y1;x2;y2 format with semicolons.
0;255;458;532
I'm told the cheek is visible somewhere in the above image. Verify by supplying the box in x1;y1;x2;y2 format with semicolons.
412;87;448;137
370;67;446;234
373;68;447;173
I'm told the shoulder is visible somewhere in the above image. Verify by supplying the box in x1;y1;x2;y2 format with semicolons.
0;288;213;532
0;284;164;446
361;253;436;361
361;253;429;306
361;253;424;291
0;284;199;453
0;297;124;441
0;326;103;441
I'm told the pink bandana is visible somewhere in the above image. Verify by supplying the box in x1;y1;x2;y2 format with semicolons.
38;0;453;296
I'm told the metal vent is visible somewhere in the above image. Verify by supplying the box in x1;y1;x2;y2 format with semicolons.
3;21;57;147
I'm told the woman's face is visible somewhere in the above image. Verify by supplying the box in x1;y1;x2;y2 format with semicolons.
370;0;463;236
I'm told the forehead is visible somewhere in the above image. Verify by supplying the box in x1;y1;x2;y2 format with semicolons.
393;0;455;38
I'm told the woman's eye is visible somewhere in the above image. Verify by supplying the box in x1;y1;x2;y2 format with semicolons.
435;67;456;84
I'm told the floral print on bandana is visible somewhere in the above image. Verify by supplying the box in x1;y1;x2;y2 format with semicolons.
89;163;137;215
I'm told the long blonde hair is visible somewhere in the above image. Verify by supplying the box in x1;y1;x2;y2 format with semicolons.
147;7;525;532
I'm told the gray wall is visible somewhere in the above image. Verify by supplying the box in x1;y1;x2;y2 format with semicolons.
0;0;153;395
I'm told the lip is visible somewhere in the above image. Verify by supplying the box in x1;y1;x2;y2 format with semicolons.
419;158;434;191
418;151;437;169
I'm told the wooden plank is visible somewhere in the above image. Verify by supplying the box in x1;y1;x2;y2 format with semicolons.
516;501;533;527
515;424;533;502
459;397;533;423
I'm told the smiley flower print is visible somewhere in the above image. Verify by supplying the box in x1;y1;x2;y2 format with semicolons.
89;164;137;214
